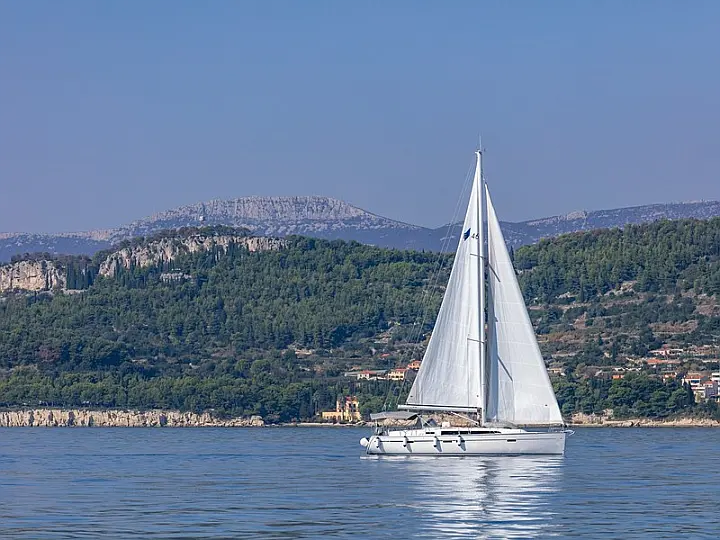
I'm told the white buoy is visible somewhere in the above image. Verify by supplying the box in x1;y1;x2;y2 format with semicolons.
360;437;369;448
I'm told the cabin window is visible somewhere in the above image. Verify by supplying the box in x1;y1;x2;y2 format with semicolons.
438;429;503;435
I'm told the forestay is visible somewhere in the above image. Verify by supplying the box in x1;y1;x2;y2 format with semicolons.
485;186;564;425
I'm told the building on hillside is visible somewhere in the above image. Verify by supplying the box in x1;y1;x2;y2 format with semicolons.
387;368;408;381
160;271;192;282
683;372;711;385
407;360;422;371
682;372;713;402
593;366;631;380
321;396;362;422
646;358;682;369
703;381;719;401
650;347;685;358
344;370;387;380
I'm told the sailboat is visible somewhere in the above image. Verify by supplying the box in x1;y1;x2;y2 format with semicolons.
361;150;571;455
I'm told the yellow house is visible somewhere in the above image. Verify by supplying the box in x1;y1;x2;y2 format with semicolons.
321;396;362;422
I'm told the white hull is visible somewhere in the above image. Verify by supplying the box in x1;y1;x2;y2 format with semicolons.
362;427;566;456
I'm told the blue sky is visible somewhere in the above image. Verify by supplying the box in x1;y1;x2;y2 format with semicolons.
1;1;719;232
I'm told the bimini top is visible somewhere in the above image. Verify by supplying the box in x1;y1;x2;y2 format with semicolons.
369;411;418;421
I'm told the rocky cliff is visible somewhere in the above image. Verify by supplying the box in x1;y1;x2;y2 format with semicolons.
98;234;284;277
0;409;265;427
570;412;720;427
0;259;66;292
0;232;283;292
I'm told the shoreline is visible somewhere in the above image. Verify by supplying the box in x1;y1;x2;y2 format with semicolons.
0;408;265;428
1;408;719;428
568;419;720;428
568;412;720;427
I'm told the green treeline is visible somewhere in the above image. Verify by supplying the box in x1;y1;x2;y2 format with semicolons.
553;372;697;418
0;219;719;421
0;364;399;422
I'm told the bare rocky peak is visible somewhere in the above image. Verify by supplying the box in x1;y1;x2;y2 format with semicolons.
108;196;419;243
143;196;370;223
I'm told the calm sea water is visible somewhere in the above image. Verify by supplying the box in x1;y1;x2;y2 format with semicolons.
0;427;718;539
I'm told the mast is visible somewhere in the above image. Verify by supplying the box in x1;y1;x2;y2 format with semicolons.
475;150;487;425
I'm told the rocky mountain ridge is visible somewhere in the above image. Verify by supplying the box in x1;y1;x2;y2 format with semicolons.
112;196;415;240
508;200;720;245
2;196;720;262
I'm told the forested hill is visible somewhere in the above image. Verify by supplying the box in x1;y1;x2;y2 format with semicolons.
515;218;720;420
0;232;449;421
0;231;446;361
516;217;720;302
0;218;719;421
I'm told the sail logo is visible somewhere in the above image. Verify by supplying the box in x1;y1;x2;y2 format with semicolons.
463;228;471;240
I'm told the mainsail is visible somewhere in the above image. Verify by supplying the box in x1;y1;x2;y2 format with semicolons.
485;186;564;425
405;161;482;411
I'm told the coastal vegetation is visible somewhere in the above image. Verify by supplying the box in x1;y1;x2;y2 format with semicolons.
1;219;719;422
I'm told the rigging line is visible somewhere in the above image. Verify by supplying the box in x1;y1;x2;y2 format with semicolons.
413;161;474;322
407;158;475;352
389;371;410;412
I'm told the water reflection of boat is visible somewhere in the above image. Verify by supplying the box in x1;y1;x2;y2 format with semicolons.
372;455;564;538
